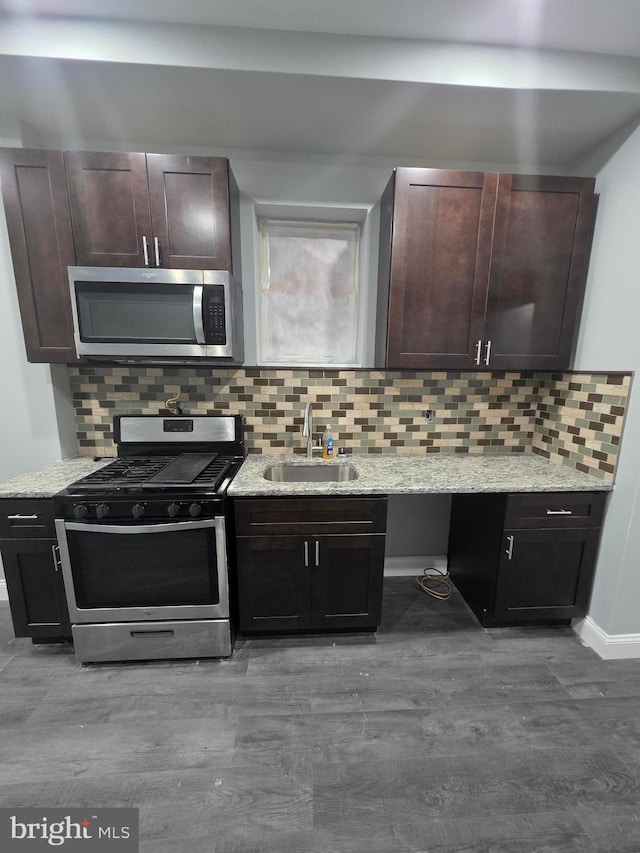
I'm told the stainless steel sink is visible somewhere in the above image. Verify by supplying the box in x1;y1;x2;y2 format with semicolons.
263;463;358;483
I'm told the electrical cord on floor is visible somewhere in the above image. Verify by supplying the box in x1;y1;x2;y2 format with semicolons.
416;567;453;601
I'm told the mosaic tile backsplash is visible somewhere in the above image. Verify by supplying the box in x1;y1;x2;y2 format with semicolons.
68;367;633;482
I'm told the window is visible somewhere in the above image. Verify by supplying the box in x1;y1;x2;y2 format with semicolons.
258;219;361;365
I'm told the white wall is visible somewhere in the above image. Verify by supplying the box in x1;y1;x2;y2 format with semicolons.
0;126;78;596
0;138;77;485
573;122;640;637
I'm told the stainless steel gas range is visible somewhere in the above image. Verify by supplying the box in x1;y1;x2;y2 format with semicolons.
53;414;246;664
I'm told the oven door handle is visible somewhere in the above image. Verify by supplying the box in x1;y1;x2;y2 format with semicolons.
63;519;217;534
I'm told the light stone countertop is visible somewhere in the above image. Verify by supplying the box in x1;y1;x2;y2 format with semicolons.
228;452;613;497
0;456;114;499
0;451;612;501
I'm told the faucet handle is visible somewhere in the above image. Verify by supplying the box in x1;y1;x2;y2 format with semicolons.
301;401;312;437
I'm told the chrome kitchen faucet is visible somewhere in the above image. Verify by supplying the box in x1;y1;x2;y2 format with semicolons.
302;403;323;459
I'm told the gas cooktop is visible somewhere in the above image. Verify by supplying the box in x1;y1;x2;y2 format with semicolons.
54;414;246;521
68;452;233;493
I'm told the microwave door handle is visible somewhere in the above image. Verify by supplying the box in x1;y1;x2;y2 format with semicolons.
193;285;206;344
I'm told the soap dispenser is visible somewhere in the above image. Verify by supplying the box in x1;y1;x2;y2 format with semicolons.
322;425;334;459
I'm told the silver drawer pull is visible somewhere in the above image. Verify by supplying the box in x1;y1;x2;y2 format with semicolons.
7;513;39;520
304;541;309;567
130;630;174;639
546;509;573;515
315;540;320;567
505;534;514;560
474;340;482;365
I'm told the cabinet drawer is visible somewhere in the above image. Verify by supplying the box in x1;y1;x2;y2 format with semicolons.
504;492;607;530
234;497;387;536
0;499;56;538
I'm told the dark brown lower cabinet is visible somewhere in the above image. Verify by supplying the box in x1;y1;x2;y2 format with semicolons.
234;497;387;634
0;499;71;642
448;491;607;627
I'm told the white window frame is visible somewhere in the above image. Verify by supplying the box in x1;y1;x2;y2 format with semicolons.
256;217;366;367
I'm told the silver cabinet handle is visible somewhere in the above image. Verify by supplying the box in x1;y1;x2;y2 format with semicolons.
154;236;161;267
546;509;573;515
505;534;514;560
51;544;61;573
7;513;39;520
315;540;320;567
474;340;482;365
484;339;492;365
142;235;150;266
304;541;309;567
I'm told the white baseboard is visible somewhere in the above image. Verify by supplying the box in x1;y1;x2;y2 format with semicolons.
0;579;7;602
574;615;640;660
384;554;448;577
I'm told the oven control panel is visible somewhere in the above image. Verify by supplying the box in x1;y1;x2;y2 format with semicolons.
61;499;223;522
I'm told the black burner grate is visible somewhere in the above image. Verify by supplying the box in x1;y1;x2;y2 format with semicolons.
69;454;233;492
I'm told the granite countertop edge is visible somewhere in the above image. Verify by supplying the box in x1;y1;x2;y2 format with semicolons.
0;452;613;500
227;452;613;497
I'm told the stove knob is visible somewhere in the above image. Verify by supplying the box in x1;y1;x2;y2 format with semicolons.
73;503;89;520
188;502;202;518
167;502;181;518
96;503;110;520
132;503;146;519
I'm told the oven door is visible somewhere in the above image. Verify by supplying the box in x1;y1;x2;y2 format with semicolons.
55;517;229;623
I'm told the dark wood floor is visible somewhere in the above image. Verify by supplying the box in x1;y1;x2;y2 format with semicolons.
1;579;640;852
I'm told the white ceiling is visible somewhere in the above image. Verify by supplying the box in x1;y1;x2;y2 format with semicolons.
5;0;640;57
1;0;640;171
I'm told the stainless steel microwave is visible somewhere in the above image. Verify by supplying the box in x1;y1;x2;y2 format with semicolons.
68;267;244;362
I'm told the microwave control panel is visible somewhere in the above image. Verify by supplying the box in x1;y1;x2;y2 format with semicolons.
205;285;227;345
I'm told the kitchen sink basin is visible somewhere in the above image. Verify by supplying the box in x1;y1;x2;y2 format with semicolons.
263;463;358;483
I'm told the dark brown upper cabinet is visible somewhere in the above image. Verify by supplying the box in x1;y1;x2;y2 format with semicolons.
0;148;77;363
64;151;241;276
484;174;596;370
376;167;596;370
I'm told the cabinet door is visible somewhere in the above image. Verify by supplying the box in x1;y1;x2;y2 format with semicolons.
0;148;76;362
235;536;311;633
311;535;385;630
1;539;71;640
493;527;601;623
146;154;234;271
484;174;595;370
65;150;152;267
385;168;497;369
